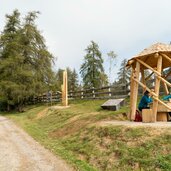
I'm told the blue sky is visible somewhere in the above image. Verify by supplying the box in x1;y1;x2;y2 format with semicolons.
1;0;171;82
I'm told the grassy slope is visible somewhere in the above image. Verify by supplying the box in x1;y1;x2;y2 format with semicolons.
1;100;171;171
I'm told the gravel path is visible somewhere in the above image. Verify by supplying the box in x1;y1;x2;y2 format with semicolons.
99;120;171;128
0;116;73;171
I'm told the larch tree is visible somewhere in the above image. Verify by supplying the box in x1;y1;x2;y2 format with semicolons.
0;10;23;111
55;68;64;90
80;41;107;88
0;10;54;111
69;68;79;91
55;67;79;92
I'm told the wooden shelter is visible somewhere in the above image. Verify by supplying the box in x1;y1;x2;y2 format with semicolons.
127;42;171;122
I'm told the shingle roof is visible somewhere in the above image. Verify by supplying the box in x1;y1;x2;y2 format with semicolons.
134;42;171;58
127;42;171;69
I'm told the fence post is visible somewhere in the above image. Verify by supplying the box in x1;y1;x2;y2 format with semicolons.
92;87;95;99
81;90;84;99
70;91;73;99
108;87;112;97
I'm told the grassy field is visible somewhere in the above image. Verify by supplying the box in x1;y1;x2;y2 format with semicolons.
1;100;171;171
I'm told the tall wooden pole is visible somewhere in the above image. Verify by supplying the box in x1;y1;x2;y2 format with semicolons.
62;70;68;106
129;67;134;120
163;82;169;95
130;61;140;120
141;69;146;92
152;54;162;122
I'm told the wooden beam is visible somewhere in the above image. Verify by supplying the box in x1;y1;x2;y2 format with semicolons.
136;58;171;88
163;82;169;95
133;77;171;110
157;75;171;87
164;69;171;79
136;58;161;76
129;67;135;120
153;96;171;110
145;71;154;81
152;55;162;122
141;69;146;92
132;77;157;97
130;61;140;121
161;53;171;65
127;59;135;66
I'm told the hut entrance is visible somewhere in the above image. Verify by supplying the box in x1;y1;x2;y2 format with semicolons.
127;43;171;122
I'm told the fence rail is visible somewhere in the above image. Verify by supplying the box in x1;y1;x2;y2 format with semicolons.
32;83;130;103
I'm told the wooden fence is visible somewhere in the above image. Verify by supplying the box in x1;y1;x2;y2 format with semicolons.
68;84;129;100
32;84;130;103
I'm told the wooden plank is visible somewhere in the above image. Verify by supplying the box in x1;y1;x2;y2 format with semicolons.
145;71;154;81
152;55;162;122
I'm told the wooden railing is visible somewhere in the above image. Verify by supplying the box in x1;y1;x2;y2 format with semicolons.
30;84;130;103
68;84;129;100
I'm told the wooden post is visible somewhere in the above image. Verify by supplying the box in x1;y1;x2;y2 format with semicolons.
50;90;52;106
62;70;68;106
109;87;112;97
129;67;134;120
130;61;140;120
92;87;95;98
141;69;146;92
81;90;84;99
152;54;162;122
163;82;169;95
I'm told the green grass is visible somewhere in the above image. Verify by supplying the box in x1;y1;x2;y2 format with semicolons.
1;99;171;171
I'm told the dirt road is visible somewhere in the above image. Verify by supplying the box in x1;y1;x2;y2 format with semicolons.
0;116;73;171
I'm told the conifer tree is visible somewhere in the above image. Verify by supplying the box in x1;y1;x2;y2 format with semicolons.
0;10;54;111
69;68;79;91
55;69;64;90
55;68;79;91
80;41;106;88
